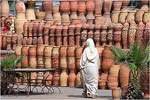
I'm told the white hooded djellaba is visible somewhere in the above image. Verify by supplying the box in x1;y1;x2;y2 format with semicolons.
80;38;100;98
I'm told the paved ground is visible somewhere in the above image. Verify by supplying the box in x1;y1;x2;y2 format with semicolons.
1;87;113;100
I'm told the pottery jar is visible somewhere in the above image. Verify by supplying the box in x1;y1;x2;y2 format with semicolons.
103;0;112;15
113;0;122;11
60;0;70;13
1;0;9;18
119;9;128;24
95;0;103;15
143;11;150;24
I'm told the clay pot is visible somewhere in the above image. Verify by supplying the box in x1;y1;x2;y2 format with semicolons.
99;80;106;89
56;25;63;46
68;25;75;46
143;12;150;24
67;46;75;57
68;71;76;87
15;45;22;56
103;14;112;26
94;25;100;46
75;72;82;87
28;21;34;37
113;1;122;11
29;57;37;68
61;13;70;26
53;71;60;86
37;44;44;56
1;0;9;17
70;1;78;12
35;10;45;20
107;25;113;46
22;45;29;56
26;1;36;20
101;25;107;46
86;0;95;12
38;20;44;36
62;25;68;46
75;24;82;46
60;46;67;57
60;0;70;13
109;65;120;76
95;15;104;25
53;12;61;25
60;69;68;87
112;88;121;99
111;11;120;24
15;0;26;13
22;56;29;67
44;57;51;68
23;21;29;37
95;0;103;15
33;21;39;37
122;20;129;49
121;0;130;8
15;19;27;35
53;4;60;14
72;18;82;25
42;0;53;20
107;81;118;89
52;47;60;68
135;10;145;24
44;46;52;57
29;45;36;57
49;25;56;45
75;47;83;58
118;9;128;24
126;10;136;24
103;0;112;14
78;1;86;13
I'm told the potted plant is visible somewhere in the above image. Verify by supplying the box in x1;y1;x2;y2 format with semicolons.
0;55;24;95
111;43;150;99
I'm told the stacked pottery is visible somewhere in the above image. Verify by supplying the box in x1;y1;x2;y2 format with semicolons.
68;25;75;46
87;24;94;39
135;9;145;24
49;25;56;45
37;44;44;68
128;21;137;48
103;0;112;26
94;25;101;46
15;0;27;36
60;46;68;86
78;1;86;24
119;9;129;24
52;46;60;86
53;4;61;25
44;46;52;68
86;0;95;25
135;21;145;47
62;25;68;46
101;45;115;73
56;25;62;46
1;0;9;18
126;10;136;24
60;0;70;25
29;45;37;68
75;47;83;87
75;24;82;46
33;21;39;37
70;0;78;20
107;25;113;46
67;46;76;87
101;25;107;47
81;24;88;46
26;0;36;20
113;23;123;48
21;45;29;67
43;0;53;21
122;20;129;49
107;65;120;89
119;63;130;98
43;21;50;45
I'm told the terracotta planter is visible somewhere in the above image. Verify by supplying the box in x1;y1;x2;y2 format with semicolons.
103;14;112;26
44;57;51;68
75;24;82;46
22;45;29;56
33;21;39;37
118;9;128;24
111;11;120;24
95;0;103;15
15;19;27;35
49;25;56;45
53;71;60;86
143;12;150;24
32;37;37;45
70;1;78;19
60;57;67;70
99;80;107;89
62;25;68;46
86;0;95;20
60;46;67;57
68;25;75;46
52;47;60;68
101;25;107;47
60;0;70;13
38;20;44;37
53;12;61;25
37;36;43;45
61;13;70;26
122;20;129;49
104;0;112;15
94;25;101;46
44;46;52;57
75;72;82;87
37;44;44;56
42;0;53;20
23;21;29;37
107;25;113;46
1;0;9;18
109;64;120;76
67;46;75;57
60;70;68;87
56;25;62;46
29;57;37;68
126;10;136;24
29;45;36;57
113;1;122;11
135;10;145;24
78;1;86;14
26;1;36;20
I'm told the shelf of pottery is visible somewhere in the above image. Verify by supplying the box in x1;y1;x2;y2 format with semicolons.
0;0;150;90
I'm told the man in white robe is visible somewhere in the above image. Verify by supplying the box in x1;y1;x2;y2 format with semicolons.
80;38;100;99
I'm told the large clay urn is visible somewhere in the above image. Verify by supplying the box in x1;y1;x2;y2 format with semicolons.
42;0;53;21
1;0;9;18
101;45;115;73
26;0;36;20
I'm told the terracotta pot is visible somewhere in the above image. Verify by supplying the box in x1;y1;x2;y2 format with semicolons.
126;10;136;24
42;0;53;20
23;21;29;37
22;56;29;67
44;57;51;68
121;0;130;8
44;46;52;57
56;25;63;46
135;10;145;24
35;10;45;20
67;46;75;57
79;13;86;24
15;0;26;13
95;15;104;25
70;1;78;12
53;4;60;14
37;44;44;56
53;12;61;25
32;37;37;45
72;18;82;25
37;36;43;45
60;70;68;87
112;88;121;99
60;46;67;57
95;0;103;15
15;19;27;35
99;80;106;89
119;63;130;88
104;0;112;14
61;13;70;26
33;21;39;37
60;0;70;13
140;68;150;99
60;57;67;69
78;1;86;13
22;45;29;56
101;25;107;46
107;25;113;46
53;71;60;86
29;57;37;68
49;25;56;45
29;45;36;57
26;1;36;20
111;11;120;24
128;22;137;48
44;72;53;86
1;0;9;17
143;12;150;24
62;25;68;46
52;47;60;68
15;45;22;56
28;21;34;37
68;57;75;70
103;14;112;26
118;9;128;24
75;24;82;46
75;72;82;87
109;65;120;76
38;20;44;37
122;20;129;49
37;57;44;68
135;21;145;47
94;25;101;46
86;0;95;12
113;1;122;11
107;81;118;89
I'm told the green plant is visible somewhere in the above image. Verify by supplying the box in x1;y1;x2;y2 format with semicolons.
0;55;24;70
111;43;150;99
